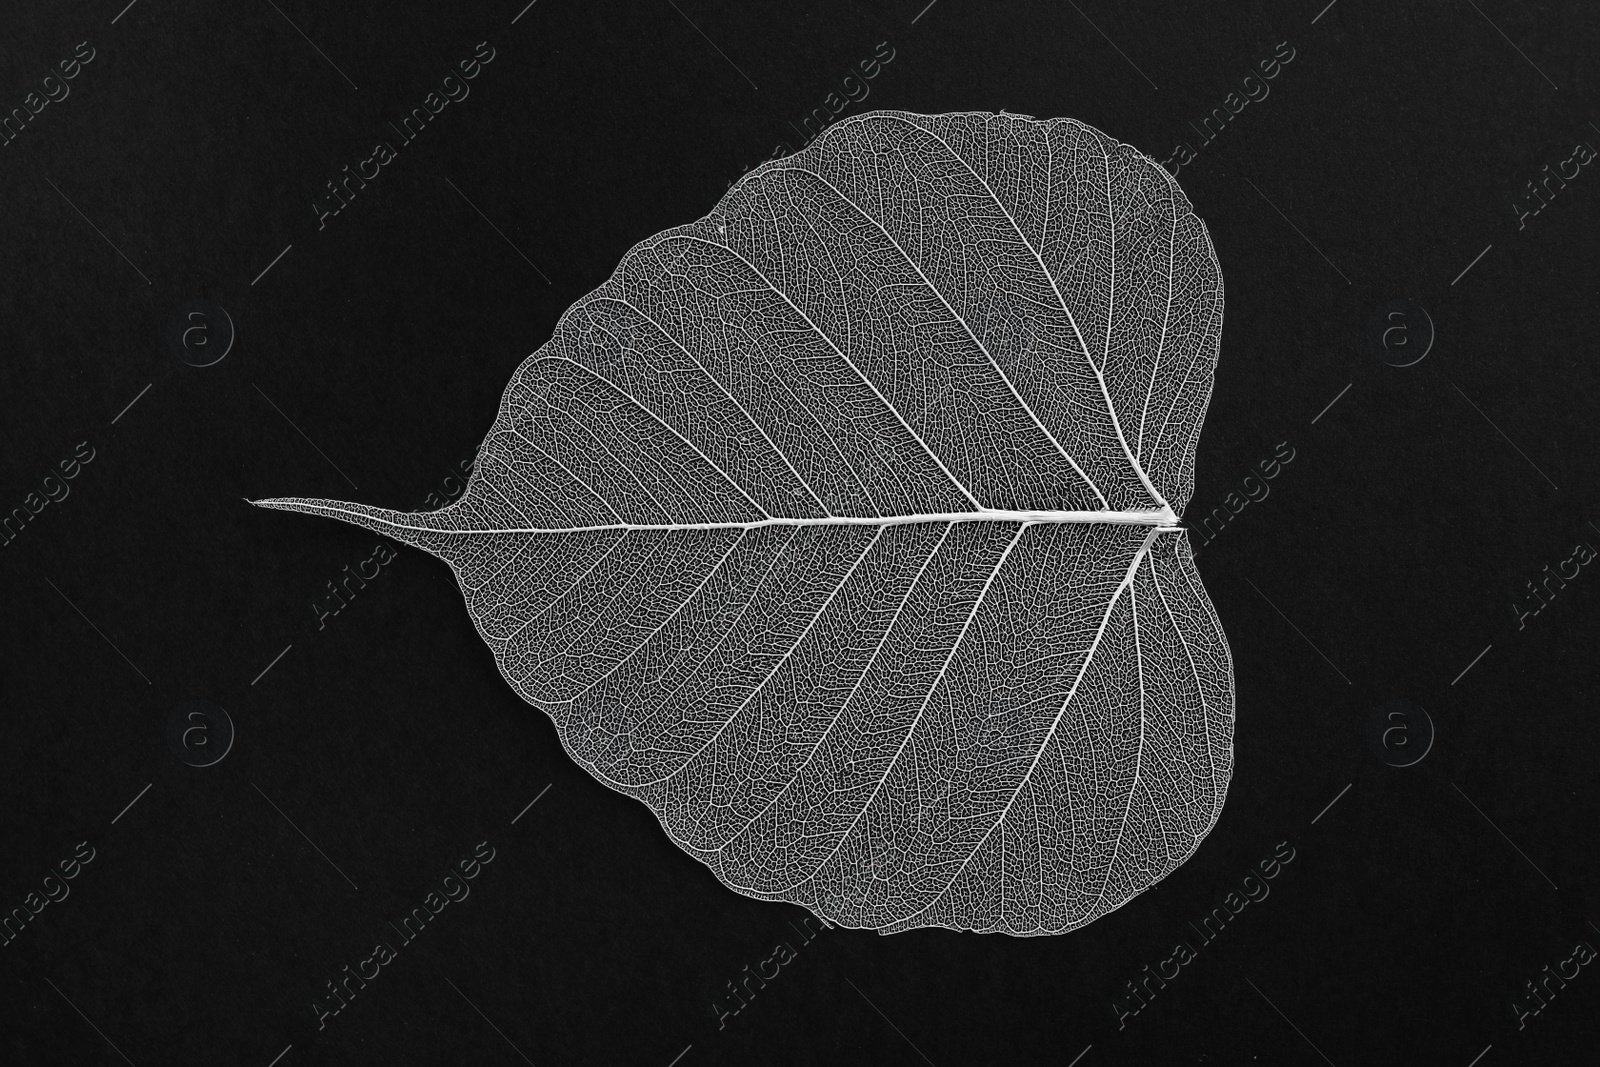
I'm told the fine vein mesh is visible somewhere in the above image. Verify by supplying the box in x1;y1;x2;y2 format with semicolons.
256;110;1232;936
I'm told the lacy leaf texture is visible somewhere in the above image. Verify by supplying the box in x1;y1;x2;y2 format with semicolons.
258;111;1231;936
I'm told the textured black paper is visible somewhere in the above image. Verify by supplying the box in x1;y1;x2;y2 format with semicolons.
1;2;1596;1064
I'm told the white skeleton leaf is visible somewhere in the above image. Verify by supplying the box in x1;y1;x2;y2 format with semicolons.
259;110;1232;936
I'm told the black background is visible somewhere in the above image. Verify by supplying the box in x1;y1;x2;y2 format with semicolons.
1;1;1596;1064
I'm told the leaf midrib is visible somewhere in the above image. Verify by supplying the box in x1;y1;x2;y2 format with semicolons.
294;502;1183;536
